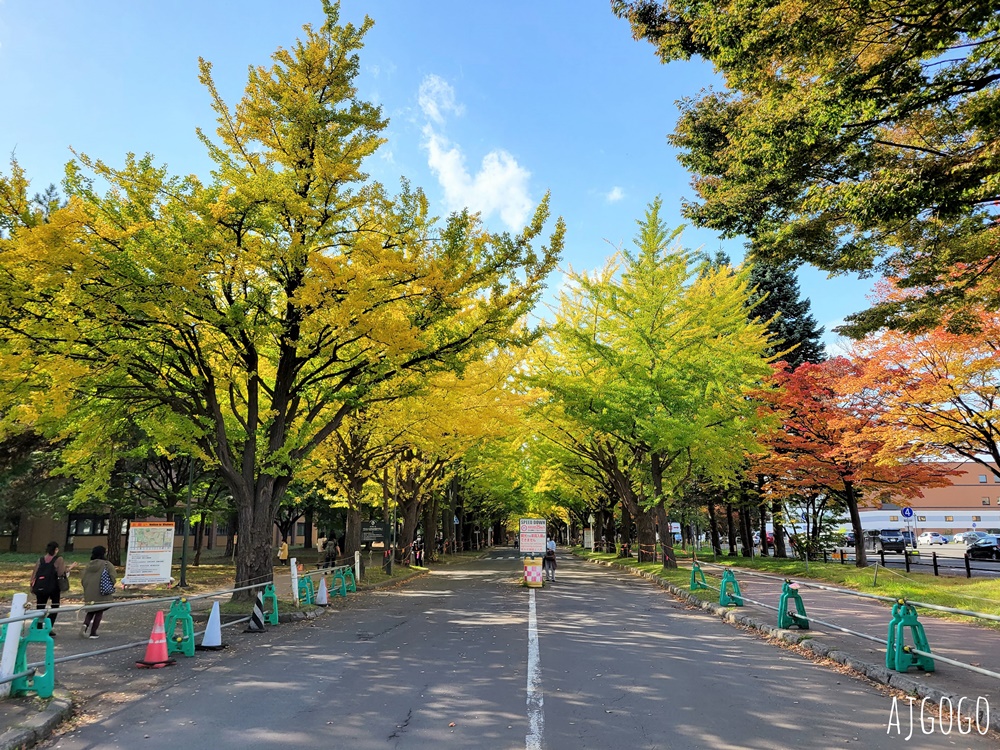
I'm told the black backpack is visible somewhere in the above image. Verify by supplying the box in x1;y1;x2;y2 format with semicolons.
31;556;58;596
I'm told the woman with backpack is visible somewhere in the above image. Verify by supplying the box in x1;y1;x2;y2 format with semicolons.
79;545;116;639
30;541;76;636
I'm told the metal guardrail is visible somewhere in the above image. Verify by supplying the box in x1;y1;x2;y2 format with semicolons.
0;577;279;689
691;560;1000;683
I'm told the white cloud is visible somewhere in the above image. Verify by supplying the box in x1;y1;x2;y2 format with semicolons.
418;74;464;125
605;186;625;203
423;125;533;231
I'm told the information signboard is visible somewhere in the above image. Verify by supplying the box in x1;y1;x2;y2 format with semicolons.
121;522;175;586
519;518;546;555
361;520;387;544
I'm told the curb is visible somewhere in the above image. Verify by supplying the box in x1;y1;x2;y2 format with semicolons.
0;689;73;750
584;556;996;733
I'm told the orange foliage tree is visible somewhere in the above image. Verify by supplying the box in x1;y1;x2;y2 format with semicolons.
852;305;1000;478
755;358;952;567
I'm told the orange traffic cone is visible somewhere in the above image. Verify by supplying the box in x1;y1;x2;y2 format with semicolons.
136;610;176;669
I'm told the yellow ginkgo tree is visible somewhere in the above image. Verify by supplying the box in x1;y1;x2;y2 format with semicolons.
0;3;561;595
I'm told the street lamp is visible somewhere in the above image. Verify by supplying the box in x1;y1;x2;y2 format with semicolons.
178;458;194;588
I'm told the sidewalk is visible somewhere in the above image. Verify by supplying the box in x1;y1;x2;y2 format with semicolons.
608;557;1000;734
0;566;426;750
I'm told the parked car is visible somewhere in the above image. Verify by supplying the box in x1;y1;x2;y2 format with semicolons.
900;530;916;547
953;531;985;545
917;531;946;545
841;531;856;547
966;535;1000;560
864;529;906;554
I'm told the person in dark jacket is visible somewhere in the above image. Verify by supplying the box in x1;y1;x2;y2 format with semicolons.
79;546;116;638
30;541;76;636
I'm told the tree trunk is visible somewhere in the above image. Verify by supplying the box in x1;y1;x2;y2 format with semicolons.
649;452;675;567
845;481;867;567
771;498;788;557
759;505;769;557
232;479;282;602
303;508;313;550
106;508;122;566
423;492;438;564
707;500;722;556
654;502;676;568
194;520;207;566
737;490;753;558
725;502;738;556
344;505;362;559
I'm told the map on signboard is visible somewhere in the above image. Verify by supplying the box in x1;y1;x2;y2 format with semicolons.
121;522;175;586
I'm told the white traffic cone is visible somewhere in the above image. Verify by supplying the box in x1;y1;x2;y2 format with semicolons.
196;601;226;651
315;576;329;606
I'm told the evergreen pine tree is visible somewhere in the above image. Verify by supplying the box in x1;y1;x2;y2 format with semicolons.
747;261;825;369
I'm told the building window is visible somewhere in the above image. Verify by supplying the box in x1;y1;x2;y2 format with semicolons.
973;515;982;521
994;474;1000;483
917;516;926;522
984;499;991;506
296;522;306;538
68;514;110;536
889;515;898;522
945;516;954;522
980;475;988;483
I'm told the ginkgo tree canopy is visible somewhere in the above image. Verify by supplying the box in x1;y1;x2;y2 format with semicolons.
0;2;562;595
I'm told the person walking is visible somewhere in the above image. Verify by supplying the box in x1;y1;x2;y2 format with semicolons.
543;536;557;582
30;541;76;636
278;540;289;565
79;545;116;639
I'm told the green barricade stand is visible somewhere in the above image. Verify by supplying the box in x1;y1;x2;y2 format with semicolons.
10;615;55;699
262;583;279;625
165;597;195;658
690;563;708;591
330;568;349;598
886;600;934;673
341;566;357;593
297;575;315;605
777;581;809;629
719;569;744;607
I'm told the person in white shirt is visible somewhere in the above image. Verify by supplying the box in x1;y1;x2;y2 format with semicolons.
543;537;557;582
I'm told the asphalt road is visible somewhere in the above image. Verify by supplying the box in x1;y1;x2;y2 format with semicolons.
42;550;996;749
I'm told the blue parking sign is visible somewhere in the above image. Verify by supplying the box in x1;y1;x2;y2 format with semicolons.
901;507;914;519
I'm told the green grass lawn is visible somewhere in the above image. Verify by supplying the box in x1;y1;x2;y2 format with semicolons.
574;546;1000;629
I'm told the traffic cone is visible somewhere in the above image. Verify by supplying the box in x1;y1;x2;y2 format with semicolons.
315;577;329;606
136;611;176;669
195;601;227;651
244;590;267;633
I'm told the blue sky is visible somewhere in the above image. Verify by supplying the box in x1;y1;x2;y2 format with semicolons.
0;1;873;348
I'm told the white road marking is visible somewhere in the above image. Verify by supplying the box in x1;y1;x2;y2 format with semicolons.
526;588;543;750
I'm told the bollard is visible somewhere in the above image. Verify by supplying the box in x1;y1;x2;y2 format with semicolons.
885;600;934;673
690;563;708;591
165;597;195;658
904;550;911;573
777;581;809;629
262;583;280;625
932;551;939;576
719;569;743;607
964;553;972;579
523;556;543;588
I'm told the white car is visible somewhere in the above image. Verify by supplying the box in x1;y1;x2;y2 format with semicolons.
917;532;946;545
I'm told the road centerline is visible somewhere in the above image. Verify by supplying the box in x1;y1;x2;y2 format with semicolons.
526;588;543;750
